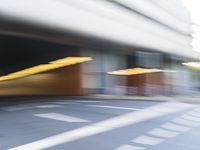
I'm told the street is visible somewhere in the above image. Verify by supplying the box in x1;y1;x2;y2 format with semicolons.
0;98;200;150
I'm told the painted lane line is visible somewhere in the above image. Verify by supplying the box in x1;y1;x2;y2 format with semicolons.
1;105;33;112
194;108;200;113
9;102;196;150
88;105;142;111
149;102;194;113
1;107;31;112
161;122;191;132
149;128;179;138
132;135;164;145
35;105;62;108
181;114;200;122
172;118;200;127
34;113;90;123
114;144;146;150
1;104;63;111
51;102;77;105
74;100;103;103
187;111;200;117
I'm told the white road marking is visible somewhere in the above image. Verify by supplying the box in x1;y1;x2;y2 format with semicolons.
9;102;195;150
34;113;90;123
194;108;200;113
1;105;33;112
188;111;200;117
88;105;141;111
51;102;77;105
149;102;192;113
74;100;102;103
149;128;179;138
35;105;62;108
132;135;164;145
114;145;146;150
161;122;191;132
181;114;200;122
172;118;200;126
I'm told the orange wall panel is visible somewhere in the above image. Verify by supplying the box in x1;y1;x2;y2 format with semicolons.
0;64;83;96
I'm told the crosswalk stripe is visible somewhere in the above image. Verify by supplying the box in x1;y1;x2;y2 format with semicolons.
34;113;90;123
161;122;191;132
9;102;196;150
114;145;146;150
132;135;164;145
149;128;179;138
181;114;200;122
172;118;200;126
88;105;141;111
187;111;200;117
194;108;200;113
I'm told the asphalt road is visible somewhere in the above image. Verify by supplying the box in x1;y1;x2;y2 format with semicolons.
0;98;200;150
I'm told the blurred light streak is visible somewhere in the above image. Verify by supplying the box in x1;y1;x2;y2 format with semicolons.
0;57;92;81
182;62;200;69
107;67;162;75
0;0;197;58
183;0;200;53
114;0;190;34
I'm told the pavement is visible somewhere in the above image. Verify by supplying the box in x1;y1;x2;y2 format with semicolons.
79;94;200;103
0;98;200;150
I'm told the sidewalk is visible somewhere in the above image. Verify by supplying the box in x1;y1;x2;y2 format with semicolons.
75;94;200;103
0;95;200;107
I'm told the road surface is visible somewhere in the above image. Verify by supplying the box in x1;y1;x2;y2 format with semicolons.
0;98;200;150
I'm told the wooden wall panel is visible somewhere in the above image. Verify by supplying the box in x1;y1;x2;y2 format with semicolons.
0;64;82;96
127;72;165;95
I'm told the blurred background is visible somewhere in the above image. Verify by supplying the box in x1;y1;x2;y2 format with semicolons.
0;0;199;97
2;1;200;150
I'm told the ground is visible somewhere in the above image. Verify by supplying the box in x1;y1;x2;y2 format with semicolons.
0;98;200;150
